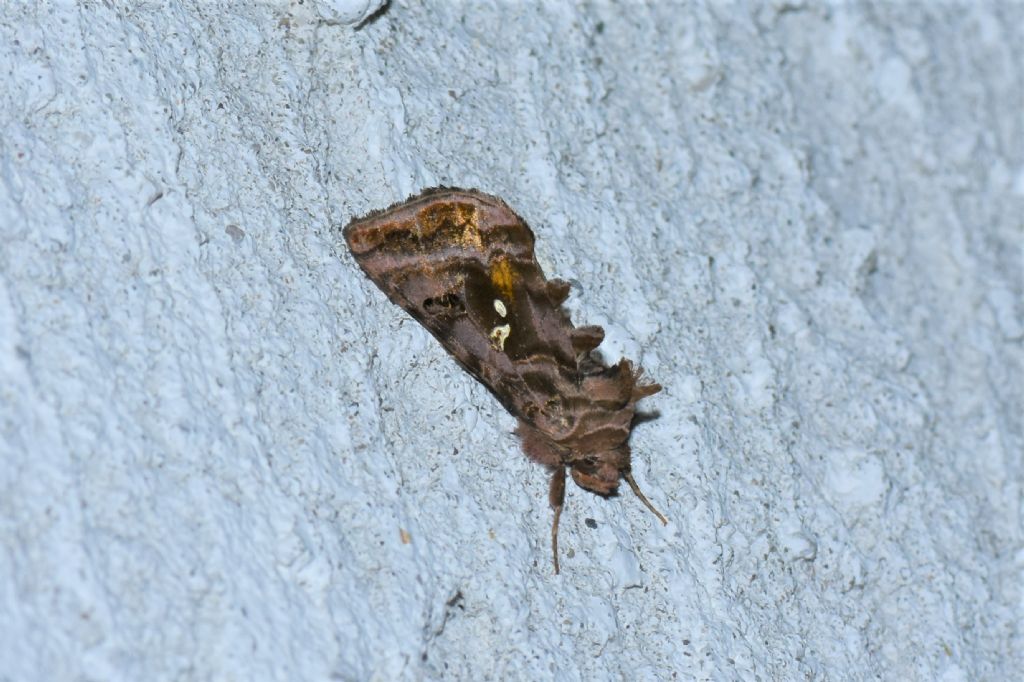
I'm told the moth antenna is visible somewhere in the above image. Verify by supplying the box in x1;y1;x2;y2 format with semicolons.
551;504;562;575
549;467;567;575
624;472;668;525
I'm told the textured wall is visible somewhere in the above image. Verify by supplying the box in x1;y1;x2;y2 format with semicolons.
1;2;1021;680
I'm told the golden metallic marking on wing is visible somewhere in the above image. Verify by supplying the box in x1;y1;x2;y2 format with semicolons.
414;201;484;252
490;256;516;300
460;207;485;253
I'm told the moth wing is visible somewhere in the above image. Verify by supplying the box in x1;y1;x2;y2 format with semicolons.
344;189;579;422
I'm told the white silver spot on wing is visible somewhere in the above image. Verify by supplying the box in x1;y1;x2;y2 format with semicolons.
489;323;511;351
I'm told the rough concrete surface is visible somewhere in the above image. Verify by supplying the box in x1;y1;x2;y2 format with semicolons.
1;1;1021;680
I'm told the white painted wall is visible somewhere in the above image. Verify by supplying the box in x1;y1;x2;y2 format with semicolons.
2;2;1021;680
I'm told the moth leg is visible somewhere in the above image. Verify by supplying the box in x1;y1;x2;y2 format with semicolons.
549;466;567;575
624;472;668;525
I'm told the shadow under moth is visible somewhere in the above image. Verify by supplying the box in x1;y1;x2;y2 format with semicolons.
343;187;666;573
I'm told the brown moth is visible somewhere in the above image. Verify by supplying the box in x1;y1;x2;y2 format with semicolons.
343;187;666;573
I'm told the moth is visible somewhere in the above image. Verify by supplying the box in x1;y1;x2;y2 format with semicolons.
343;187;666;573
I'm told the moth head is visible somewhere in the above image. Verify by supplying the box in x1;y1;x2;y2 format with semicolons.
573;453;669;527
569;448;629;496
